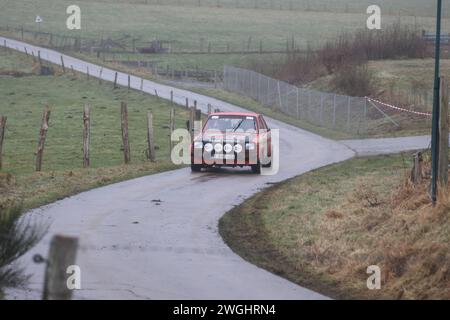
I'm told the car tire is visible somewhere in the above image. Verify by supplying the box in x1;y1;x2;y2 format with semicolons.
261;144;273;168
191;164;203;172
251;163;261;174
262;160;272;168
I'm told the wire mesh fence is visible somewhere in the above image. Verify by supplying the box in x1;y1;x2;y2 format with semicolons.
223;65;432;136
223;65;373;135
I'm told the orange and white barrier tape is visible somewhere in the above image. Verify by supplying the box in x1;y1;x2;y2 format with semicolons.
366;97;432;117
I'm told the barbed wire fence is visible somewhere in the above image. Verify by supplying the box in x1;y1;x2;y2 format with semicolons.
223;65;432;136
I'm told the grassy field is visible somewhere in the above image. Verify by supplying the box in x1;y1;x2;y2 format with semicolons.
0;50;190;210
0;1;442;139
220;152;450;299
0;0;443;139
54;0;448;17
1;0;450;73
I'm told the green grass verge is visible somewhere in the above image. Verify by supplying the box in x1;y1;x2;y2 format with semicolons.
219;154;409;299
0;51;34;73
220;153;450;299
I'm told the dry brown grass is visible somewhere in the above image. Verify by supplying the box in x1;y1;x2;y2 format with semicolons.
258;24;426;91
220;154;450;299
310;164;450;299
0;172;19;212
0;69;29;77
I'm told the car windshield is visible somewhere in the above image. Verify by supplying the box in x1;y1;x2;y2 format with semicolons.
204;115;256;133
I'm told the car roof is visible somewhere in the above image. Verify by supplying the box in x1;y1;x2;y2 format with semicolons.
208;112;260;117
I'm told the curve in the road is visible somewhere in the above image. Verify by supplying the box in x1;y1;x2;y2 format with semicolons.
1;37;433;300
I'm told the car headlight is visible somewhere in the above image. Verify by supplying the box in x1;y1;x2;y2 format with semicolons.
234;144;243;153
204;143;213;153
246;143;256;150
223;144;233;153
214;143;223;153
194;141;203;149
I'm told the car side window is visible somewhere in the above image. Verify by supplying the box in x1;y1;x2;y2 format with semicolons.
256;117;263;130
260;116;268;130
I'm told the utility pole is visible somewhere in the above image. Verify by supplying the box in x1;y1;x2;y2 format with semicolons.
431;0;443;204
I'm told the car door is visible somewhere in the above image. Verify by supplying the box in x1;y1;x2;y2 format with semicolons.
259;116;271;157
257;116;271;163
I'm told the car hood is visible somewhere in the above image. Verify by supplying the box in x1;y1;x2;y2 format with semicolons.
198;131;257;143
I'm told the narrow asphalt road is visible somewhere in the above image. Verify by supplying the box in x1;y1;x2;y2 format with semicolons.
2;37;434;299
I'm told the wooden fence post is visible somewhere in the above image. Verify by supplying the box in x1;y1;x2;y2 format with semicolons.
60;56;66;73
140;78;144;92
170;91;174;106
185;98;189;109
42;235;79;300
121;102;131;164
98;67;103;84
147;112;156;162
411;152;423;184
36;106;51;172
0;116;6;170
83;104;91;168
194;109;202;140
86;66;90;80
128;74;131;91
439;77;449;189
169;108;175;153
114;72;118;89
189;107;195;140
207;104;212;114
37;50;42;68
195;109;202;122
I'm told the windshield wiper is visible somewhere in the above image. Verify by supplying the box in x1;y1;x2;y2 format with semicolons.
231;119;245;132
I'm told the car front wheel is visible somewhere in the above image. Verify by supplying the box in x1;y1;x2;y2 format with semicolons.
251;163;261;174
191;164;203;172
